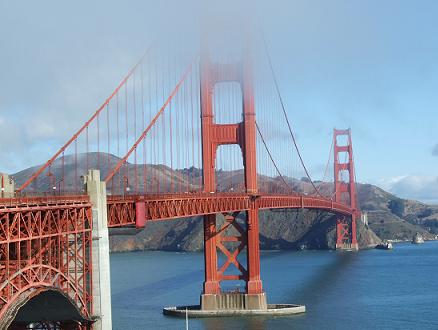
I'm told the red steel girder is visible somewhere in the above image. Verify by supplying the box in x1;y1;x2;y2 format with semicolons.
0;197;93;326
333;128;358;246
216;213;248;282
107;193;354;228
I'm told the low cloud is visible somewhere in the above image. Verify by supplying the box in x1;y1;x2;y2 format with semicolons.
377;175;438;205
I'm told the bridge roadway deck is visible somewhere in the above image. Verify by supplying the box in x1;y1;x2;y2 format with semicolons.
0;193;352;228
106;193;353;228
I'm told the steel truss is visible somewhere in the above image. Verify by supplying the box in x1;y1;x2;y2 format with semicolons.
106;193;354;227
0;197;93;328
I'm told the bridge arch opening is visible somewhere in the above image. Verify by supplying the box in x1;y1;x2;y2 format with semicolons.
6;288;92;330
337;151;349;164
335;134;349;146
215;144;244;192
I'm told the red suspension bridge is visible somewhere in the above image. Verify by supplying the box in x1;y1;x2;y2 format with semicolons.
0;33;360;329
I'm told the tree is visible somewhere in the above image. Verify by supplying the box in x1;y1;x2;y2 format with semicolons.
419;208;433;218
388;198;405;218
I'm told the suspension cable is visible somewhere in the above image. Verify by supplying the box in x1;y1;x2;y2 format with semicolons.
261;33;324;197
17;43;156;193
105;62;194;183
256;121;295;194
321;134;334;184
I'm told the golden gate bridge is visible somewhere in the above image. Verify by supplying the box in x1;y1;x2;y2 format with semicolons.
0;31;360;329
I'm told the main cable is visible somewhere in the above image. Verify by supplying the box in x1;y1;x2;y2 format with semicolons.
256;121;295;194
261;32;323;197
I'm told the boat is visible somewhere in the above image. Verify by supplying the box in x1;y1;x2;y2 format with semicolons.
298;244;307;251
375;241;393;250
412;233;425;244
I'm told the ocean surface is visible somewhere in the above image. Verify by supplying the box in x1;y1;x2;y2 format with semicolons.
110;241;438;330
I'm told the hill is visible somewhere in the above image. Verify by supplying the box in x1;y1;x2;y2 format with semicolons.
7;152;438;251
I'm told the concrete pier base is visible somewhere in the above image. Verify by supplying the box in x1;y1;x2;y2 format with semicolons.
163;304;306;318
85;170;112;330
200;292;267;311
164;292;304;318
336;243;359;251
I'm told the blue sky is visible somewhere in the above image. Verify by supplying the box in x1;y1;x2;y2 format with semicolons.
258;0;438;202
0;0;437;202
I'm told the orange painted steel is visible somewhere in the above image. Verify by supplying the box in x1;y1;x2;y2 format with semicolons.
198;33;266;295
216;212;248;282
1;37;361;325
0;197;93;326
104;63;194;183
106;193;354;227
0;193;354;323
107;196;137;228
334;128;358;247
16;47;152;194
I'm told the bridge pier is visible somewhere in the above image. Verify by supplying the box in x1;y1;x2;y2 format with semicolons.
336;215;359;251
84;170;112;330
200;209;267;311
0;173;14;198
245;208;266;309
165;207;304;317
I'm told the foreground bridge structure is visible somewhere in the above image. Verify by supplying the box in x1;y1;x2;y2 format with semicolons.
0;32;360;329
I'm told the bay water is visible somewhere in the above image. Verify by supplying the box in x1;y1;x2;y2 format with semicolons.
111;241;438;330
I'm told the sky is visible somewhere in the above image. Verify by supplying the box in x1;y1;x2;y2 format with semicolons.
0;0;437;203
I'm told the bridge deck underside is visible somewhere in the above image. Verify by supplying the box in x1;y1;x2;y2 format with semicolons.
106;193;353;227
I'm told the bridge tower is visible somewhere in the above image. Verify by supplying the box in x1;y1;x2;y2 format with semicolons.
333;129;359;250
200;39;267;310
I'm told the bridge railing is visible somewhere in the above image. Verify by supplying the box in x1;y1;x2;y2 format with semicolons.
0;195;90;209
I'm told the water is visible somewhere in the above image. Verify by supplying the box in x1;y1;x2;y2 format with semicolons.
110;241;438;330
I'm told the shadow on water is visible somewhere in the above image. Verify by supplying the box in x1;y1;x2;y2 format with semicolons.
197;303;302;329
291;251;358;304
199;316;284;330
110;243;438;329
111;250;360;329
255;249;359;302
199;251;358;330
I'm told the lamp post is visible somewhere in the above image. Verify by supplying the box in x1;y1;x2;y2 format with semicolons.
122;176;130;196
